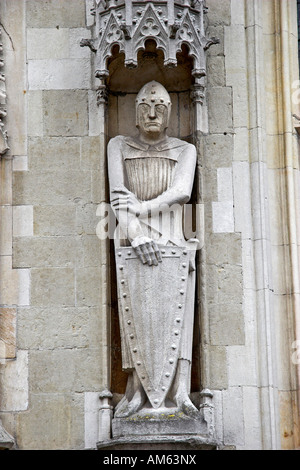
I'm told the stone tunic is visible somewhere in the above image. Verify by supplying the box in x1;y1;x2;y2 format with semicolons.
117;135;192;246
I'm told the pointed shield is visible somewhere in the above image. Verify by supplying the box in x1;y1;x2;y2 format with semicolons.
115;245;190;409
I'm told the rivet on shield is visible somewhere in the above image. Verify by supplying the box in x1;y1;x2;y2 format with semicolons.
137;361;141;366
165;372;170;377
171;344;177;349
130;334;134;339
123;293;127;298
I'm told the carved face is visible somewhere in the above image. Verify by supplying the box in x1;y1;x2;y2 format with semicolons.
135;81;171;138
137;102;169;136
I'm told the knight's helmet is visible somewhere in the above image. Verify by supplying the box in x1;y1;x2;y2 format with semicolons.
135;81;172;128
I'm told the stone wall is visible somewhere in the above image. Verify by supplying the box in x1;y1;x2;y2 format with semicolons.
0;0;299;450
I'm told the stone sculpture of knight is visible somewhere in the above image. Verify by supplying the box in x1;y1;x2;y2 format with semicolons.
108;81;199;419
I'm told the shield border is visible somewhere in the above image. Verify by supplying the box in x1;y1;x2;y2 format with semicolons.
115;245;190;408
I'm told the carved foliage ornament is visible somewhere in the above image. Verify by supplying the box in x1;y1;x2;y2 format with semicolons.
82;0;218;81
0;24;8;156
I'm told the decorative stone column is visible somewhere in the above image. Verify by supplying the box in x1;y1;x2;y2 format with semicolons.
0;22;14;451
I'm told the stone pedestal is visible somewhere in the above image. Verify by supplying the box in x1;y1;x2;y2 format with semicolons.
97;435;217;451
97;403;217;451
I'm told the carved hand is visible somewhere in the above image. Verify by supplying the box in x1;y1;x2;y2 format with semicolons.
131;236;162;266
111;187;143;217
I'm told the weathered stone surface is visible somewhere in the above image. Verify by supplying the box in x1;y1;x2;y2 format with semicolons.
43;90;88;137
28;137;81;170
26;0;86;28
13;170;91;205
12;236;80;268
17;307;102;350
207;87;233;134
29;349;102;393
28;58;91;91
98;435;217;451
208;346;228;390
33;205;77;236
16;393;84;450
76;267;101;307
0;308;16;359
30;267;75;307
209;302;244;346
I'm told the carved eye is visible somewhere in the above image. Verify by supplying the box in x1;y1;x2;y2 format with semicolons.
155;104;166;114
139;103;150;113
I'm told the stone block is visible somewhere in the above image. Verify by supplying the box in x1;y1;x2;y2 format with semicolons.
27;28;69;60
28;137;81;171
29;349;102;393
28;59;91;90
43;90;89;137
0;308;16;359
13;170;91;206
26;0;86;28
242;387;263;450
76;267;102;307
209;302;245;346
16;393;84;450
80;235;102;267
27;91;43;137
34;205;77;236
212;201;235;233
13;205;33;237
76;203;100;236
232;161;252;238
17;306;96;350
205;233;242;266
207;87;233;134
208;346;228;390
13;236;80;268
30;267;75;307
18;269;31;307
207;56;226;88
227;345;258;387
69;28;92;58
206;0;231;26
13;156;28;172
217;167;233;201
88;90;102;137
0;206;12;256
84;392;100;449
0;159;12;205
81;136;101;170
0;256;19;306
204;133;233;169
222;387;245;447
0;350;28;411
233;127;249;161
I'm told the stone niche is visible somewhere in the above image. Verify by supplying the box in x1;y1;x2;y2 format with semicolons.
85;0;217;450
